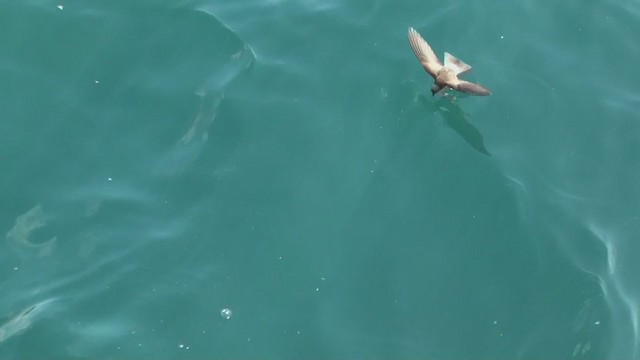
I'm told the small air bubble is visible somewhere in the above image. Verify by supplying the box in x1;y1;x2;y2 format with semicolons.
220;308;233;319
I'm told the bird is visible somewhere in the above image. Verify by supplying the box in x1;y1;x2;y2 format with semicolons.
408;27;491;96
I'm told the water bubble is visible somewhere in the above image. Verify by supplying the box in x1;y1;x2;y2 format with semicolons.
220;308;232;319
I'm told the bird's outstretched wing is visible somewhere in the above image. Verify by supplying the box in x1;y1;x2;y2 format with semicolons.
453;80;492;96
408;27;443;79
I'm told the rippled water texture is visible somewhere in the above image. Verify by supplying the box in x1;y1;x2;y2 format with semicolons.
1;0;639;359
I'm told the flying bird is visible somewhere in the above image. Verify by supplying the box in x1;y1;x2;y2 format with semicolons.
408;27;491;96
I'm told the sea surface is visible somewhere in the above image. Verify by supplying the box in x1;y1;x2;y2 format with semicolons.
2;0;640;359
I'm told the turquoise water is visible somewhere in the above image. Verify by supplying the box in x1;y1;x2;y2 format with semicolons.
2;0;639;359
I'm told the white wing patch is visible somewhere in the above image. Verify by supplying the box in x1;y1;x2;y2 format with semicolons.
444;52;471;75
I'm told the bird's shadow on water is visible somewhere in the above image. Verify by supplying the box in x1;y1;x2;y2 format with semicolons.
420;94;491;156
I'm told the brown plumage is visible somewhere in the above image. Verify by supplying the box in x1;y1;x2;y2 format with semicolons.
408;27;491;96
